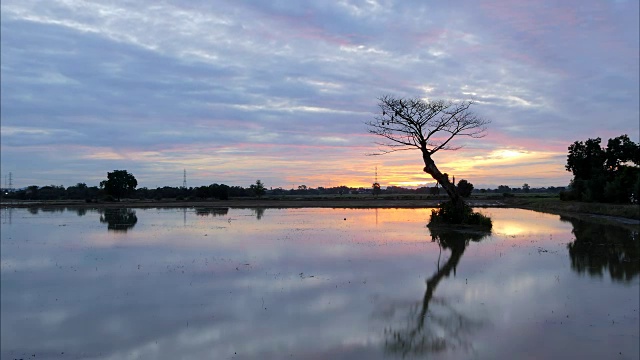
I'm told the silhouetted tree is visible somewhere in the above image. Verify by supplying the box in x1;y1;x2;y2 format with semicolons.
367;96;489;213
66;183;88;199
210;183;230;200
604;134;640;172
38;185;66;200
250;179;266;198
456;179;474;198
566;137;606;180
100;170;138;200
372;182;381;197
564;135;639;203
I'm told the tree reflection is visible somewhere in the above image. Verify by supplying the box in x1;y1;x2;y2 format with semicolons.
562;216;639;282
384;228;490;357
194;207;229;217
99;208;138;232
253;207;265;220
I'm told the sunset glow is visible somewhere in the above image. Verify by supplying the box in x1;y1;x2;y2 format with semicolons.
0;1;637;189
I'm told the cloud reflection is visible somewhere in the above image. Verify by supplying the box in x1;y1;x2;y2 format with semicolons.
0;208;638;359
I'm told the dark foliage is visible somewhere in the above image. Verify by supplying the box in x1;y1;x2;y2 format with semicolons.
100;170;138;200
456;179;474;198
561;216;638;282
428;201;492;228
564;134;639;203
250;180;266;198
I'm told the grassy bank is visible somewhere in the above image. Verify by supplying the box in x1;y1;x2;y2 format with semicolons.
503;197;640;220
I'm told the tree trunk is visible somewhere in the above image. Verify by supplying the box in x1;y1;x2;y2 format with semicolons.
421;150;464;210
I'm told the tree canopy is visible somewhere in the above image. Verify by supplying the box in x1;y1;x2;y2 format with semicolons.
564;134;639;203
456;179;474;198
368;96;489;156
99;170;138;200
250;179;266;198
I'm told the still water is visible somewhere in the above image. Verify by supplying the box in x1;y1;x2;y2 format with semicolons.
1;207;638;359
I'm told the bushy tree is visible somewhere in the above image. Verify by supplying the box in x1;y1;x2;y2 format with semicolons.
564;135;639;203
566;138;606;180
250;180;266;198
100;170;138;200
66;183;88;199
209;183;230;200
456;179;474;198
372;182;381;197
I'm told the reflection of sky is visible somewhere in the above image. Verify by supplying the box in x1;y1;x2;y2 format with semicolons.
1;208;638;359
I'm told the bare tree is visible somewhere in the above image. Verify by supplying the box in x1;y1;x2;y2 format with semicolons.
367;96;489;209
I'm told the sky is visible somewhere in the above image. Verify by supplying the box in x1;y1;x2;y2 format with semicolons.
1;0;638;190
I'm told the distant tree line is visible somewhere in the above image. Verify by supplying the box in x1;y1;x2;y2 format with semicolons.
2;180;565;202
562;134;639;203
0;169;572;202
2;183;256;201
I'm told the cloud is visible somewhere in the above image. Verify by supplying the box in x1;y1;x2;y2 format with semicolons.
1;0;637;188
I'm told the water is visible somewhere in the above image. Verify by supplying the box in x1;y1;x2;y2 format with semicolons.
1;207;638;359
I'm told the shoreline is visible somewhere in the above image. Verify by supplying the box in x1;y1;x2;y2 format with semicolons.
0;198;479;209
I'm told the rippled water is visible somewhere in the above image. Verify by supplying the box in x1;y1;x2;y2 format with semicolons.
1;207;638;359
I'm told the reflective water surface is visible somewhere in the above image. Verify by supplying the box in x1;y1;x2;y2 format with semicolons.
1;207;638;359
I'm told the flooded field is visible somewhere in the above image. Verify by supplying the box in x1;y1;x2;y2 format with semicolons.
1;207;638;359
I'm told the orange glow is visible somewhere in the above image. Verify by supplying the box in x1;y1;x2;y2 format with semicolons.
69;140;570;189
481;209;572;238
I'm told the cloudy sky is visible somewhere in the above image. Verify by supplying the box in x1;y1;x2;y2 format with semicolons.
1;0;638;190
